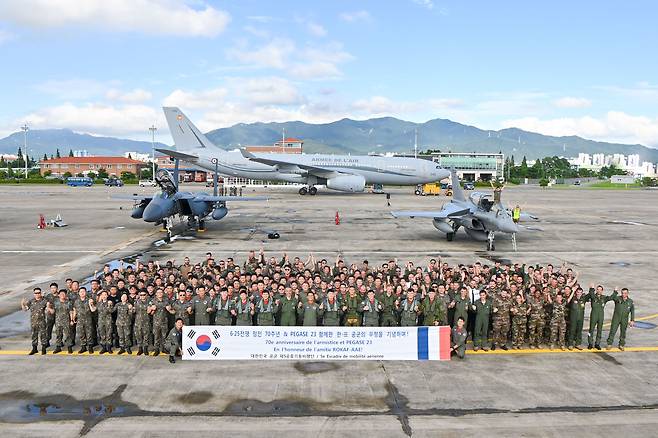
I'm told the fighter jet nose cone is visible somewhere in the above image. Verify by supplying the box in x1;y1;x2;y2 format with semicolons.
142;204;163;222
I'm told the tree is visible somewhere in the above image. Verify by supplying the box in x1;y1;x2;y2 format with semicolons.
87;171;96;179
56;149;61;159
43;170;52;177
121;171;136;181
97;168;109;179
519;156;529;178
42;153;48;161
127;153;132;159
0;156;5;167
68;149;74;157
63;171;72;178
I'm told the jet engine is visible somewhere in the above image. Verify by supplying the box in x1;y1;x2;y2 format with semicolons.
212;206;228;220
131;199;151;219
326;175;366;192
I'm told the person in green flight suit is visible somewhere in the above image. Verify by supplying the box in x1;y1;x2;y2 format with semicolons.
471;290;493;351
606;287;635;351
567;287;587;350
585;284;615;350
278;287;299;326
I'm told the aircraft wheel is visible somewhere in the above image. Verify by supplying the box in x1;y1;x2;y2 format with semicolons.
414;190;421;196
309;186;317;195
446;232;454;242
268;232;280;239
298;187;308;195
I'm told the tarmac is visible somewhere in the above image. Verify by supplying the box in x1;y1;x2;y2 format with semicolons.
1;182;657;437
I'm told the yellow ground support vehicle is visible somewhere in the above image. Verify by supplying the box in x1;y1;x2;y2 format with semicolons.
414;183;442;196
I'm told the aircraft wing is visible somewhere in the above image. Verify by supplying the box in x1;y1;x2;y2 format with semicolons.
391;204;471;219
193;195;269;202
155;148;199;162
111;195;153;201
240;149;340;179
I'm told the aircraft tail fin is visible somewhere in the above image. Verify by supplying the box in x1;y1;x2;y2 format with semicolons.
162;107;221;151
450;169;466;202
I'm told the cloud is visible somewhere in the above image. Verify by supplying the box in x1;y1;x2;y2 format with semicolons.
339;10;372;22
595;82;658;99
226;39;353;80
15;103;162;136
0;29;15;44
238;77;305;105
502;111;658;147
106;88;153;104
553;97;592;108
351;95;463;116
34;79;120;100
0;0;230;37
306;21;327;37
246;15;274;23
226;38;295;69
412;0;434;10
163;87;228;109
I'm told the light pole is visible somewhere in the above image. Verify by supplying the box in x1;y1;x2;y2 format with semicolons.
21;124;29;178
149;125;157;182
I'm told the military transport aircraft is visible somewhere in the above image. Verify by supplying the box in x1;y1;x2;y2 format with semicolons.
157;107;449;196
113;167;270;240
391;170;538;251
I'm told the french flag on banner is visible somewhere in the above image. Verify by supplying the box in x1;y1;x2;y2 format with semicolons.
417;326;451;361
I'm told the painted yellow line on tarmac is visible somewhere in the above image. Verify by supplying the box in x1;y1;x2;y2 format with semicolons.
0;350;168;357
466;346;658;355
602;312;658;328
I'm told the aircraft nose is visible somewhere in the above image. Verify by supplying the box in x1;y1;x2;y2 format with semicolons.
142;203;164;222
500;220;520;234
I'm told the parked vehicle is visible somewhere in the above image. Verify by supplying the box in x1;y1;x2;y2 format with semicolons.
66;177;93;187
104;178;124;187
139;180;156;187
463;181;475;190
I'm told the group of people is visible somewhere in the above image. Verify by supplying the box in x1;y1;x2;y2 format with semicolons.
21;250;636;362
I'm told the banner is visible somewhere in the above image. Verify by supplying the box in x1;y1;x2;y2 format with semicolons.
182;326;451;361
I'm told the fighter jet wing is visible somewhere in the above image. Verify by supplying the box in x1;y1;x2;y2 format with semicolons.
193;195;269;202
111;195;153;201
391;204;471;219
240;149;340;179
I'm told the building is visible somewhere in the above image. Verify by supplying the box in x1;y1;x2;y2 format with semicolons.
124;151;152;162
39;156;145;177
422;152;504;181
246;138;303;154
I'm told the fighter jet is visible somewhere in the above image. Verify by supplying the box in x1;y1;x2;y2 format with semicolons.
114;167;270;239
157;107;449;196
391;170;537;251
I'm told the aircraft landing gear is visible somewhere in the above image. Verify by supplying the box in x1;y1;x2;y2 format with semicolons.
198;220;205;232
486;231;496;251
298;186;318;195
164;217;174;242
446;232;454;241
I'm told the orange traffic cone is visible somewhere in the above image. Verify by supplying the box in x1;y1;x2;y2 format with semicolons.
335;211;340;225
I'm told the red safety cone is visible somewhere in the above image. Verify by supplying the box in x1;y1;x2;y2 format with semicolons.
335;211;340;225
38;214;46;229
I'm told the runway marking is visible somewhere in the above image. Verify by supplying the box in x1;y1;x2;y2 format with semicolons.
466;346;658;355
603;312;658;328
0;350;169;357
0;250;98;254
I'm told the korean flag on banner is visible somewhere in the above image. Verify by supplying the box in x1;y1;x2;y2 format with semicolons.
183;326;221;360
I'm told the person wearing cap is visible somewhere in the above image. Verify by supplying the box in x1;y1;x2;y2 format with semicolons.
50;289;74;354
133;290;152;356
72;288;96;354
21;288;49;355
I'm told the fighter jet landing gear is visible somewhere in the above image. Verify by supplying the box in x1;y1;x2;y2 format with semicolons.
486;231;496;251
446;232;455;241
163;217;174;242
298;186;318;196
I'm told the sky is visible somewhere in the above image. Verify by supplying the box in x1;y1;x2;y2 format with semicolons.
0;0;657;147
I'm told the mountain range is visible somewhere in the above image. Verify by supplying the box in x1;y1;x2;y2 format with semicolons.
1;118;657;163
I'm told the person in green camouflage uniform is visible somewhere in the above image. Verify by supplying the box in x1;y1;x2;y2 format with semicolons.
510;294;529;349
92;291;115;354
491;290;512;350
72;288;95;354
567;287;587;350
169;291;192;326
133;291;151;355
527;289;546;349
422;289;445;326
548;293;567;349
50;290;73;354
343;288;362;327
21;288;49;355
450;287;471;328
360;290;381;327
149;289;170;356
606;288;635;350
115;293;133;354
